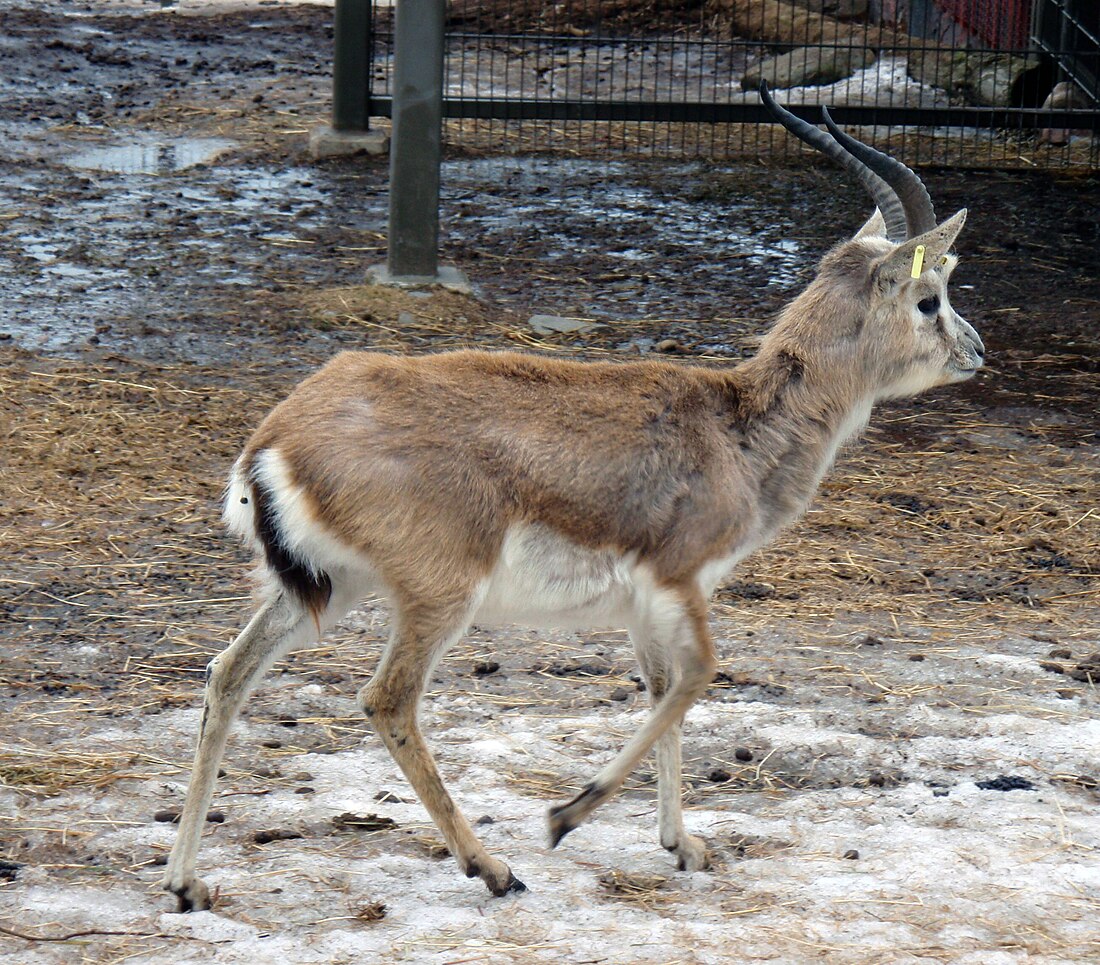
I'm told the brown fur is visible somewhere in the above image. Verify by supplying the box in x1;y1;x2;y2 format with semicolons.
163;208;984;909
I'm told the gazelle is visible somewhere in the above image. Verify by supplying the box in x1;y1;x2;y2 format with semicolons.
163;84;984;910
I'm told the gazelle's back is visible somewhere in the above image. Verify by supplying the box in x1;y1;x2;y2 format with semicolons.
236;350;746;584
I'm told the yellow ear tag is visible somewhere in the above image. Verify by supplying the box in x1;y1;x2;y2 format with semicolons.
910;244;926;279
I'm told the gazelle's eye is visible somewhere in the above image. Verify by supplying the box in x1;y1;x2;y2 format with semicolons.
917;295;940;316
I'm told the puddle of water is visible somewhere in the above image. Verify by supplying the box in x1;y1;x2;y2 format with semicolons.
64;136;235;175
444;156;807;313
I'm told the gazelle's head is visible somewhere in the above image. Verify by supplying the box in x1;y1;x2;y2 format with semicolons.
761;83;985;401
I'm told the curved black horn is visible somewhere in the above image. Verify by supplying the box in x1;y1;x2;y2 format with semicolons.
821;106;937;238
759;81;909;243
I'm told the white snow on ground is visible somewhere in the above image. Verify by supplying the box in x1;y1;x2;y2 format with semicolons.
2;602;1098;964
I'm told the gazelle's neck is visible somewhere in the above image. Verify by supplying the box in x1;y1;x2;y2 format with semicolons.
719;339;874;532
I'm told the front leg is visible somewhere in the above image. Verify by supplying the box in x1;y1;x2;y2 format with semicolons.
629;613;710;871
653;723;709;871
548;588;715;865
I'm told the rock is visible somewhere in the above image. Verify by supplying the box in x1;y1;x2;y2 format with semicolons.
308;124;389;160
791;0;868;18
654;338;685;353
975;775;1036;792
1069;652;1100;683
332;812;399;831
527;314;599;335
721;580;776;601
907;50;1041;107
743;45;876;91
1039;82;1092;145
253;828;303;845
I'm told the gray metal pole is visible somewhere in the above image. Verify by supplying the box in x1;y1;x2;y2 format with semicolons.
387;0;445;280
333;0;371;132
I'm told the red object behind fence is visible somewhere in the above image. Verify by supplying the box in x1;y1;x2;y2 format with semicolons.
934;0;1031;49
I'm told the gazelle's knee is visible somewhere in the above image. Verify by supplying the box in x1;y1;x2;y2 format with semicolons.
357;681;415;729
680;650;718;694
203;655;228;698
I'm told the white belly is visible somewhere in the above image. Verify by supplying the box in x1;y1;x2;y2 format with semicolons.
474;524;641;630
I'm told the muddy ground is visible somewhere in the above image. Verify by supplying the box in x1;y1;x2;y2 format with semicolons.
1;3;1099;963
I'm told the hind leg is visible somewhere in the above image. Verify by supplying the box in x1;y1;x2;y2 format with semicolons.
163;587;354;912
359;600;525;897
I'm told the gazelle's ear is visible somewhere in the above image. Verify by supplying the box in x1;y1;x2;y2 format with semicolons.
875;209;967;288
854;208;887;240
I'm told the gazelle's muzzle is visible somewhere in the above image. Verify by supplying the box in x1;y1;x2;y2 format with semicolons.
953;315;985;373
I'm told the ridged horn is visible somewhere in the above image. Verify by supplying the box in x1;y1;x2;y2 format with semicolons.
759;80;909;243
821;106;937;238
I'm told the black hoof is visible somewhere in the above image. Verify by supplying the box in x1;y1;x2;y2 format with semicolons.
548;782;602;848
169;882;211;914
491;872;527;897
173;888;203;914
547;810;576;849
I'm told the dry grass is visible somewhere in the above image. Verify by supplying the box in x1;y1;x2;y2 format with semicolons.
1;288;1097;805
2;316;1097;644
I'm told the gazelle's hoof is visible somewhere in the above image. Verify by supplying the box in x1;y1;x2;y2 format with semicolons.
666;834;710;872
490;872;528;897
464;855;527;897
164;875;212;913
547;781;608;848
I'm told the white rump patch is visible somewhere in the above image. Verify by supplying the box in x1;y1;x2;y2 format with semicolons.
222;454;259;549
226;448;372;581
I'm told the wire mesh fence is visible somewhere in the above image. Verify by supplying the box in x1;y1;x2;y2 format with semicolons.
366;0;1099;169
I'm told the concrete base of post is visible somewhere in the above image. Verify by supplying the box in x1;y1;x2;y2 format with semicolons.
309;125;390;160
366;264;472;295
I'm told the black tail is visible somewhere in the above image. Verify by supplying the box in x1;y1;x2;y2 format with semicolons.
249;474;333;617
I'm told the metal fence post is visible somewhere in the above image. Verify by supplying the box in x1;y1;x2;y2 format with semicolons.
309;0;387;159
333;0;371;132
385;0;448;282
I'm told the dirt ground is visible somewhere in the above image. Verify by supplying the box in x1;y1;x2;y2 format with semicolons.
1;2;1099;963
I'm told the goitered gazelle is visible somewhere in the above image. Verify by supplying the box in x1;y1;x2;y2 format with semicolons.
163;83;985;909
